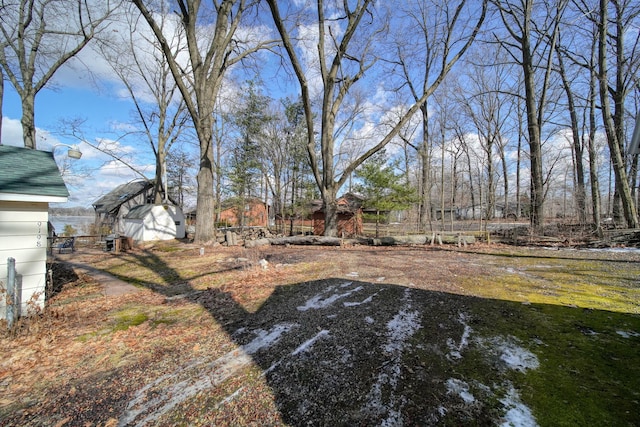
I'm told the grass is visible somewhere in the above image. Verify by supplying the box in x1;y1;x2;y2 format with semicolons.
496;303;640;426
2;244;639;426
459;251;640;314
96;246;640;425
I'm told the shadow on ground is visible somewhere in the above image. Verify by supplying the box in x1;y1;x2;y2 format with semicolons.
19;248;640;426
46;259;79;300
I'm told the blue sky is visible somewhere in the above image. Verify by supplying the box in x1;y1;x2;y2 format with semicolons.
0;3;291;209
2;82;153;208
1;1;569;211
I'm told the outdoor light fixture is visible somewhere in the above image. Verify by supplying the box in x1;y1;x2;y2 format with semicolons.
52;144;83;159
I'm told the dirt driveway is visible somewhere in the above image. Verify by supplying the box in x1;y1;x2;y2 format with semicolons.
1;243;639;426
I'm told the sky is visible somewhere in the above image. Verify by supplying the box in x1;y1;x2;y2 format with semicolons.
0;3;289;209
1;82;153;208
0;1;588;212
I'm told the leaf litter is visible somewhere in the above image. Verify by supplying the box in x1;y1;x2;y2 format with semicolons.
1;243;639;426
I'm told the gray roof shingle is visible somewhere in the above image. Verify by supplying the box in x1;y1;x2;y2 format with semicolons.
0;145;69;199
92;180;153;214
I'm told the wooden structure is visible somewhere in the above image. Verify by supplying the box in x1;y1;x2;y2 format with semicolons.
311;193;364;237
218;197;269;227
0;145;69;319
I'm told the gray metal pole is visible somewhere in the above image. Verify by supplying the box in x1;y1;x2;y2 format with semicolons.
6;257;16;329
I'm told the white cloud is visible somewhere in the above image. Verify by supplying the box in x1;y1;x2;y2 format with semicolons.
0;117;25;147
1;117;68;151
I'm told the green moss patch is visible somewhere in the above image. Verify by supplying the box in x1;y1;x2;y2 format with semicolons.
460;296;640;426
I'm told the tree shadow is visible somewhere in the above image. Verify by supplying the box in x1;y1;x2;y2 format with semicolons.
46;259;80;300
55;248;640;425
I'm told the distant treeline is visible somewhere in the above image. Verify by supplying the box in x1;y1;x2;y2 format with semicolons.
50;206;94;216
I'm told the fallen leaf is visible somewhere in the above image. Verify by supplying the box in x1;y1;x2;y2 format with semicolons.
54;416;71;427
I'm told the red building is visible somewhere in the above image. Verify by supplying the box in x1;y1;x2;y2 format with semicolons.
311;193;364;237
218;197;269;227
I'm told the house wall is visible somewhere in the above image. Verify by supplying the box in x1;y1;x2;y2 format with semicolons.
96;190;154;234
115;193;153;233
167;205;186;239
274;217;314;235
458;206;504;220
312;211;363;237
123;219;145;242
0;201;48;318
219;202;268;227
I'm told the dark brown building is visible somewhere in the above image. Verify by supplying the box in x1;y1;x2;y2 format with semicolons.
311;193;364;237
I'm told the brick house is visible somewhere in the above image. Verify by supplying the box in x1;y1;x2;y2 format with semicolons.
218;197;269;227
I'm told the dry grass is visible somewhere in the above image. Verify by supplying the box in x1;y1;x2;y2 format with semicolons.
1;241;639;426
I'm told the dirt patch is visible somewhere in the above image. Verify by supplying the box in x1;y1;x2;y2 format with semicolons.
1;243;639;426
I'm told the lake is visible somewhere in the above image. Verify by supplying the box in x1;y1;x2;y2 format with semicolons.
49;215;95;235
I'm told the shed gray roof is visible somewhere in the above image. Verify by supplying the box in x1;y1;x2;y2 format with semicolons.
0;145;69;199
93;180;153;214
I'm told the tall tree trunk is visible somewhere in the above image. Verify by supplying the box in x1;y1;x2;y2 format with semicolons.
440;137;446;231
195;120;217;242
556;49;587;224
419;107;432;231
500;142;509;219
598;0;638;228
516;96;524;219
21;92;36;149
486;140;495;220
464;147;476;219
518;1;546;233
323;186;338;237
522;58;545;232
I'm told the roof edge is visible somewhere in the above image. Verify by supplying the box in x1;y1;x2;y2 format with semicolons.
0;192;68;203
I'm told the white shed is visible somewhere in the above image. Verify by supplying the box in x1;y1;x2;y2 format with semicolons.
0;146;69;319
123;204;186;242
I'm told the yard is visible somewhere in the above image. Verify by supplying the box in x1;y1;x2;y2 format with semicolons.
1;241;639;426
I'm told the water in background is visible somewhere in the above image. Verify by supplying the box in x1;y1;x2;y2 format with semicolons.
49;216;94;235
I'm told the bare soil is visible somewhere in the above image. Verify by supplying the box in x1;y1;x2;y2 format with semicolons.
1;242;639;426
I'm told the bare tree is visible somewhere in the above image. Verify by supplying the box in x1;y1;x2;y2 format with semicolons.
267;0;487;236
167;146;197;209
0;0;119;149
457;47;516;220
493;0;568;232
586;49;603;235
131;0;277;243
98;5;189;204
596;0;638;228
390;0;489;232
554;36;588;224
557;1;604;232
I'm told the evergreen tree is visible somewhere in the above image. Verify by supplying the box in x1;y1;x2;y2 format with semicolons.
228;81;273;226
354;150;417;237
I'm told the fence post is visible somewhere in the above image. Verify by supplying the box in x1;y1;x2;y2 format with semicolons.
6;257;16;329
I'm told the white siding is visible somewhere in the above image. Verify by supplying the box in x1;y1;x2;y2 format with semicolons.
166;206;186;239
123;205;185;242
0;201;48;318
123;219;145;242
